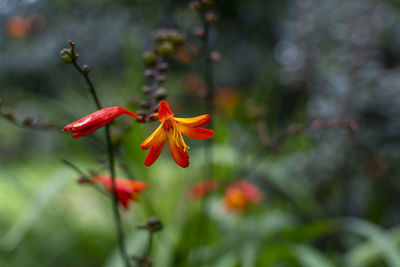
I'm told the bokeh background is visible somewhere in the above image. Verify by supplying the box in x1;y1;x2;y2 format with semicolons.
1;0;400;266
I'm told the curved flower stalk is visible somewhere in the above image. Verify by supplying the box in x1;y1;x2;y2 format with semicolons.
91;175;147;209
62;106;139;138
141;100;214;168
223;180;263;212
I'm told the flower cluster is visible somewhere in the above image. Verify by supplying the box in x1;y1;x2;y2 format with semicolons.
63;100;213;167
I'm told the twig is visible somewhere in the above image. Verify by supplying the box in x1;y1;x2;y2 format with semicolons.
68;41;130;267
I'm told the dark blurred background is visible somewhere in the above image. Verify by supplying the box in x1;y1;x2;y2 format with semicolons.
1;0;400;266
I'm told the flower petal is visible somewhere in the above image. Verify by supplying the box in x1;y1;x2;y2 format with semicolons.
178;126;214;140
141;123;164;150
158;101;175;121
174;114;210;127
168;134;189;168
144;138;167;166
62;106;139;138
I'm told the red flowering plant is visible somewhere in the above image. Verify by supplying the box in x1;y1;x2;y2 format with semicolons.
59;19;215;264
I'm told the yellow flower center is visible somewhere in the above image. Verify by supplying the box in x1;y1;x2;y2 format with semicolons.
163;119;190;152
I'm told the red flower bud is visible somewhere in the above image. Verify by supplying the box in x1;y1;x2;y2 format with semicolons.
62;106;139;138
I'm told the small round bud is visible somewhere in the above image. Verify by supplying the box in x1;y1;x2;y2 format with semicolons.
68;40;76;47
193;28;205;39
189;1;202;12
143;51;157;65
142;85;152;94
155;88;167;101
23;117;34;126
156;41;174;57
205;11;218;23
146;216;163;232
60;48;73;64
4;111;15;120
82;64;91;74
155;74;166;83
170;32;185;45
144;69;154;78
157;62;169;71
153;29;168;43
209;51;221;62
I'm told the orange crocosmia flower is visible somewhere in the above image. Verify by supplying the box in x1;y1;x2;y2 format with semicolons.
140;100;214;168
223;180;263;212
62;106;139;138
92;175;147;209
187;179;218;199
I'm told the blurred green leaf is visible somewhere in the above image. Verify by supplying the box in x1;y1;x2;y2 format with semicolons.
342;218;400;267
0;168;74;252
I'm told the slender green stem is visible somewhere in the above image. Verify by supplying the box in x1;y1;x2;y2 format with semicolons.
71;59;130;267
142;230;153;262
202;19;215;179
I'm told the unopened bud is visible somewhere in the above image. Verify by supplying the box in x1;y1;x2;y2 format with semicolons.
189;1;202;12
155;88;167;101
205;11;218;23
157;62;169;71
60;48;73;64
142;85;152;94
68;40;76;47
4;111;15;120
146;216;163;232
155;74;166;83
209;51;221;62
156;41;174;57
82;64;91;74
143;51;157;65
170;32;185;45
194;28;205;39
23;117;34;126
144;69;154;78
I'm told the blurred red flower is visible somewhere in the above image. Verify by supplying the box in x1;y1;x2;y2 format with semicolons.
141;100;214;168
187;179;218;199
92;175;147;209
223;180;263;212
62;106;139;138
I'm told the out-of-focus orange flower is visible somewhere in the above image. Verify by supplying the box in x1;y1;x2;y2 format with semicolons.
187;179;218;199
141;100;214;168
6;16;31;39
215;88;240;115
223;180;263;212
62;106;140;138
92;175;147;209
